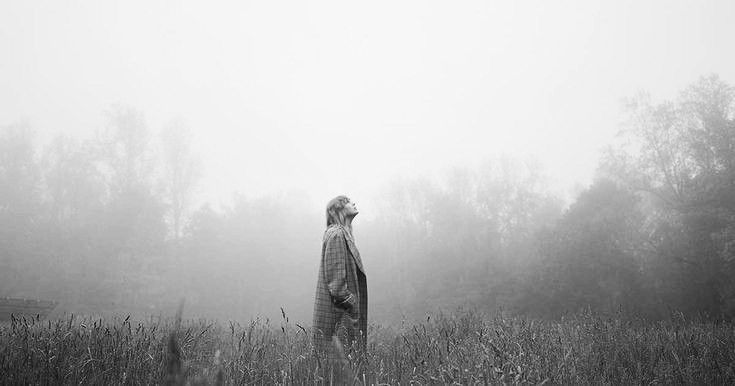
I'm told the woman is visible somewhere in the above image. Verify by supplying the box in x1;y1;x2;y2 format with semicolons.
312;195;368;367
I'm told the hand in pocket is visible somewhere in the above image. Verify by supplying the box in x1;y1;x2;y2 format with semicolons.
347;314;359;330
340;309;358;331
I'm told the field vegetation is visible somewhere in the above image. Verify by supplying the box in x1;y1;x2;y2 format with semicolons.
2;308;734;385
3;69;735;383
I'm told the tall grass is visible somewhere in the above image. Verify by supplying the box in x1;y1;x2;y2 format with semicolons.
1;309;733;384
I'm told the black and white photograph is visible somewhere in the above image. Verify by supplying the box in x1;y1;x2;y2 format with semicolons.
2;1;735;384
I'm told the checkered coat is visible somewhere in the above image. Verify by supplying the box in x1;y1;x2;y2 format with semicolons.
312;224;368;360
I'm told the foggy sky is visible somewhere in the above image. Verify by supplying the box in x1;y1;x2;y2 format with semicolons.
2;0;734;211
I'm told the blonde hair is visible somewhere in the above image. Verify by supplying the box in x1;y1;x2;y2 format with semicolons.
326;195;352;234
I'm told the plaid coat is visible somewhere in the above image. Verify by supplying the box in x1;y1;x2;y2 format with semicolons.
312;224;368;361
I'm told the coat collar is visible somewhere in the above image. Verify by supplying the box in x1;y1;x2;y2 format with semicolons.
326;225;365;274
344;233;365;274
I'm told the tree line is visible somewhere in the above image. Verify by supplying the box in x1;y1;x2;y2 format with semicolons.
1;75;733;323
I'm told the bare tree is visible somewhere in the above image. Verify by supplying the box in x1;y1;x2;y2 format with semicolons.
160;118;201;240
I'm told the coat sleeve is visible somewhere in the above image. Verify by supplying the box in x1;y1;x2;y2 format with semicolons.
323;229;356;311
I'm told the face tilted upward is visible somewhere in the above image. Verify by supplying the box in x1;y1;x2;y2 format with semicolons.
343;198;359;217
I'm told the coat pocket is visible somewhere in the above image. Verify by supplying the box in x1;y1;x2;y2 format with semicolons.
341;304;359;325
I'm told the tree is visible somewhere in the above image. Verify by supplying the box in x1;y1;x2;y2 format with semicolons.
520;179;646;318
160;119;201;241
39;134;108;307
0;122;42;297
41;135;105;225
0;122;40;218
95;106;155;196
92;106;167;310
603;74;735;318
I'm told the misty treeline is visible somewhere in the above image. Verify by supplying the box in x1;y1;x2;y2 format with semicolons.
2;74;734;324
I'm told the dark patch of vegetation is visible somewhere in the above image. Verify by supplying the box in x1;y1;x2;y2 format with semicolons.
2;309;734;384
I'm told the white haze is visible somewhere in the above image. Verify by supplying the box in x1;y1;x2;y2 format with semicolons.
2;1;735;323
3;0;734;210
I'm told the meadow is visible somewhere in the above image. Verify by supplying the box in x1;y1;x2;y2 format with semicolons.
1;308;734;385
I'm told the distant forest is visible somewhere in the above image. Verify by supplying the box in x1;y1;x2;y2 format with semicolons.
1;74;734;323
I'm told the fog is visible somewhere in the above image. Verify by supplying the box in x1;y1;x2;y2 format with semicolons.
2;1;735;324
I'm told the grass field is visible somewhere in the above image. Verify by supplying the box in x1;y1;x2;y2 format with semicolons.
1;308;734;385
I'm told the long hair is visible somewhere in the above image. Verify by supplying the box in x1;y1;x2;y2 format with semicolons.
326;195;352;234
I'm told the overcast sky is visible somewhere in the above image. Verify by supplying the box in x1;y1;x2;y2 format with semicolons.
2;0;734;211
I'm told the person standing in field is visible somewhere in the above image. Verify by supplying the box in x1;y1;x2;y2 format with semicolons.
312;195;368;373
